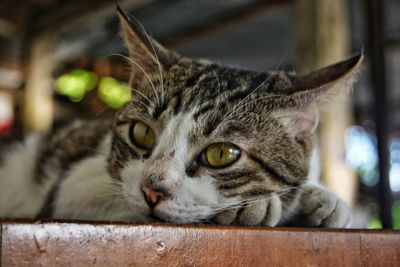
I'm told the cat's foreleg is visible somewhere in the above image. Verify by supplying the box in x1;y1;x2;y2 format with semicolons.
212;193;283;226
285;184;352;228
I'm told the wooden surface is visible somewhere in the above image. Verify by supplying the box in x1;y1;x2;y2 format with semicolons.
1;220;399;267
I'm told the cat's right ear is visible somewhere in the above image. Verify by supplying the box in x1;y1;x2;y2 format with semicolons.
270;53;363;138
117;6;179;81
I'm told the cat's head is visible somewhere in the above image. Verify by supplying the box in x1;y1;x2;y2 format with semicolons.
108;8;362;223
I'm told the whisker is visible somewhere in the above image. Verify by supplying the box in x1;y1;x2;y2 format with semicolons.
209;67;222;125
125;15;165;105
218;118;248;128
94;105;112;117
93;85;152;117
220;94;282;124
105;53;159;107
130;87;154;107
211;185;304;214
211;68;221;92
91;182;126;201
64;139;108;156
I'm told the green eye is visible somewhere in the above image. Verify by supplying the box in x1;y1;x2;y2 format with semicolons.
130;121;155;150
202;143;240;168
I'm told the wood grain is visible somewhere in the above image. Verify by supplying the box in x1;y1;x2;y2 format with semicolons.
1;220;399;267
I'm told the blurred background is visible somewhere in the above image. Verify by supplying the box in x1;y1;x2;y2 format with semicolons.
0;0;398;229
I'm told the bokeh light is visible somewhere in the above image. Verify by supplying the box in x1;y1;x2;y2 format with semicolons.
345;126;379;187
55;69;98;102
98;77;132;109
368;217;383;229
389;139;400;192
393;201;400;229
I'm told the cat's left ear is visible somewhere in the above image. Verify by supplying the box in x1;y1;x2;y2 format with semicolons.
288;53;363;101
116;6;179;81
272;53;363;137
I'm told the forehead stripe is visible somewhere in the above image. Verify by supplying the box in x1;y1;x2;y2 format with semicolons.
226;74;270;104
226;85;259;104
203;116;222;136
172;91;183;115
152;101;168;119
193;103;214;121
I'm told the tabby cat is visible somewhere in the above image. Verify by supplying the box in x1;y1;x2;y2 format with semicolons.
0;8;362;227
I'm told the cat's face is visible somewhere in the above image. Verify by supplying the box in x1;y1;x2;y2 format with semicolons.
107;8;362;223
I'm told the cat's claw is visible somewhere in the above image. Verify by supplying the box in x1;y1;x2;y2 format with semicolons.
212;193;282;227
298;184;352;228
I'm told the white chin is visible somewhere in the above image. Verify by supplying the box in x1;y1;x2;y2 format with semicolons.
153;210;194;224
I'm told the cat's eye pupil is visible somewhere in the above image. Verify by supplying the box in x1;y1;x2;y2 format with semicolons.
130;121;155;150
204;143;240;168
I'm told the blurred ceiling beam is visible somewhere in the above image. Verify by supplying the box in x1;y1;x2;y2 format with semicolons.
163;0;290;48
30;0;152;36
0;0;152;39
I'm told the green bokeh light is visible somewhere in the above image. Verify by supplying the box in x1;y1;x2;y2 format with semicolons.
55;69;98;102
98;77;132;109
392;201;400;229
368;216;383;229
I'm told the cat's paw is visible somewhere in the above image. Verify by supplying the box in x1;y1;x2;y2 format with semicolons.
212;193;282;226
299;184;351;228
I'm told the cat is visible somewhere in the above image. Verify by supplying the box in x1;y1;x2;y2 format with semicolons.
0;7;362;227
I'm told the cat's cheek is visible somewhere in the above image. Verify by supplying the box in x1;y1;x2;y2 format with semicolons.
121;183;152;217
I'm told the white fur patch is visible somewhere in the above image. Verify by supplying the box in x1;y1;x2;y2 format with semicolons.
53;133;150;222
0;135;49;218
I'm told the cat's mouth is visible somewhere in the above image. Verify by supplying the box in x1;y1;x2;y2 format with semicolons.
148;207;177;223
151;207;205;224
148;210;165;222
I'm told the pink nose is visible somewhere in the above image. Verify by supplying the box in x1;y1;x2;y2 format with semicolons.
142;186;168;207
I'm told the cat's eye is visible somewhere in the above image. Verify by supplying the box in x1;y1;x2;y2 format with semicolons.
130;121;155;150
201;143;240;168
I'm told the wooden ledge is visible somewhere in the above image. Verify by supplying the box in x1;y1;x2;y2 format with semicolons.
1;220;399;266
